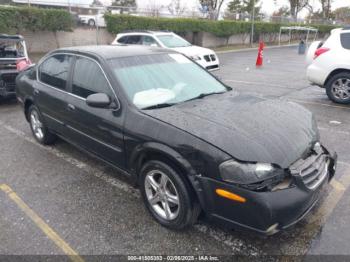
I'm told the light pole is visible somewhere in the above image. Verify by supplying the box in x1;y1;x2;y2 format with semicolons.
250;0;256;47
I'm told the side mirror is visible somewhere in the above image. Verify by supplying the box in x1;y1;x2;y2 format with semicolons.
86;93;111;108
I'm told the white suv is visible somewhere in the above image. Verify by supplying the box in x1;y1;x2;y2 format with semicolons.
307;27;350;104
112;31;220;71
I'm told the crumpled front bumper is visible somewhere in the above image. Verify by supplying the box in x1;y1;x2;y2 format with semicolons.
196;151;337;235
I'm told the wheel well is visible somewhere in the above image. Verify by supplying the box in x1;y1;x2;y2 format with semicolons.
24;99;33;121
137;151;200;204
325;69;350;86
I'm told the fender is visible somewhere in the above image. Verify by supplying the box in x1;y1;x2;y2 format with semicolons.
129;142;207;209
23;96;34;121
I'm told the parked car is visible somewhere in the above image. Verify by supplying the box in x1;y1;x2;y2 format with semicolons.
307;27;350;104
0;34;31;100
112;31;220;71
16;45;337;235
79;10;106;27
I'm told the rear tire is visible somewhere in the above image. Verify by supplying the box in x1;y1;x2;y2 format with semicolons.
139;160;200;230
325;72;350;104
28;105;57;145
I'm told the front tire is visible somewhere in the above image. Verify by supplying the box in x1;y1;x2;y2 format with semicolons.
88;19;95;27
139;160;200;230
28;105;57;145
326;72;350;104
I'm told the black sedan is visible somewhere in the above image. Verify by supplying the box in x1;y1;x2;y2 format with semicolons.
15;46;337;235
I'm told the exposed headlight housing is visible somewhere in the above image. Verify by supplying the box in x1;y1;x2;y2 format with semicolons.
219;160;285;185
189;55;201;61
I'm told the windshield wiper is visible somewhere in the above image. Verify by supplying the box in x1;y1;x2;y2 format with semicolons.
185;92;225;102
142;102;176;110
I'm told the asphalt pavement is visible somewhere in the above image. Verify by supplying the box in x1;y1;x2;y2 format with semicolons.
1;46;350;260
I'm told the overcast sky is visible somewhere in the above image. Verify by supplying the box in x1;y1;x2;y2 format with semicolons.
261;0;350;16
139;0;350;17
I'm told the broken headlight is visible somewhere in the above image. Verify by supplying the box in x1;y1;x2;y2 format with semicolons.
219;160;285;185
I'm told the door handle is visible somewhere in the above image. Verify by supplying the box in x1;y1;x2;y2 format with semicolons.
67;104;76;111
33;89;40;95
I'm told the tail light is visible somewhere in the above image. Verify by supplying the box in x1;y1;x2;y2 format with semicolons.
314;47;330;59
16;58;32;71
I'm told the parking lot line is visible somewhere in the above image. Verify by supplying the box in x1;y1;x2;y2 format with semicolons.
223;79;289;89
330;179;346;192
308;164;350;226
289;99;350;110
0;184;84;262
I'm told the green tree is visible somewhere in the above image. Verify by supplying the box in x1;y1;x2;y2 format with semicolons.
333;7;350;23
285;0;309;20
226;0;262;19
318;0;332;19
112;0;137;14
199;0;225;20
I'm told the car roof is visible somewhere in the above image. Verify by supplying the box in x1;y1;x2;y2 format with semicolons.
0;34;24;40
54;45;177;60
120;30;172;35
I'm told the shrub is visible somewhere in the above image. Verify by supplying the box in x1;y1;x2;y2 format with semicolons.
105;14;337;38
0;6;73;33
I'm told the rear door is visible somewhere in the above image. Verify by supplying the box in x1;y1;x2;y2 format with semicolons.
64;55;125;169
35;54;73;135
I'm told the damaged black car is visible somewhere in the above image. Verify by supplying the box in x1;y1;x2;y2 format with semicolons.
15;46;337;235
0;34;30;100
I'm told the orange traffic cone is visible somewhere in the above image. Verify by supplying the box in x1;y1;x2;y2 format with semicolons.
256;41;264;67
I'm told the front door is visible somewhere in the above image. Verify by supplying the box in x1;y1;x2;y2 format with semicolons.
64;55;125;169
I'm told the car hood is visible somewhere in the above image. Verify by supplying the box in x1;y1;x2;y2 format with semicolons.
144;92;319;168
172;45;215;56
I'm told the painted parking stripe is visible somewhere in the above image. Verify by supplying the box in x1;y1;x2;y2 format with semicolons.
290;99;350;110
0;184;84;262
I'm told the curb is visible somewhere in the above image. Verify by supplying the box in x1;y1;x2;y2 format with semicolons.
216;44;299;54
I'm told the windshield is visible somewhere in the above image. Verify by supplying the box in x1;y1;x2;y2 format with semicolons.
109;54;228;109
0;40;26;59
157;34;191;48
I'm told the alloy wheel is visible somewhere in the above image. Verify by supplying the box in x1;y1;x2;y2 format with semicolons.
30;110;44;140
331;78;350;100
144;170;180;221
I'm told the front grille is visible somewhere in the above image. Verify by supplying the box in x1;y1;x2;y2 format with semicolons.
289;145;329;190
2;73;17;83
0;73;17;92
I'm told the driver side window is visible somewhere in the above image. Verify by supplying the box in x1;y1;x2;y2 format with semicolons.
72;57;112;99
142;36;158;46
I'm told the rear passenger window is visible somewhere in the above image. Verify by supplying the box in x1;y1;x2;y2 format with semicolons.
39;54;72;90
341;33;350;50
72;57;111;99
126;35;142;44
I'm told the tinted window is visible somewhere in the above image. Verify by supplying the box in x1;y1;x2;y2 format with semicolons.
142;36;158;46
117;36;128;44
39;54;72;90
126;35;142;44
341;33;350;50
72;57;111;99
